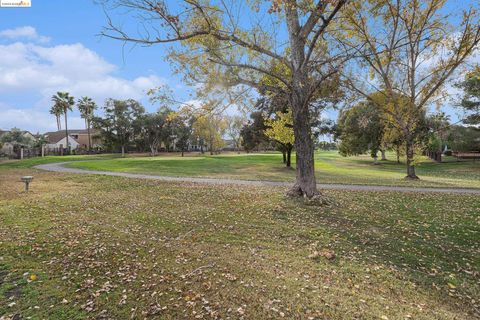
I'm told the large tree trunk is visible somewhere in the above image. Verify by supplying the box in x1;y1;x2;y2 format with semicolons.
396;145;400;163
405;137;418;179
121;145;125;157
282;150;287;164
284;6;320;199
381;149;387;161
289;102;318;198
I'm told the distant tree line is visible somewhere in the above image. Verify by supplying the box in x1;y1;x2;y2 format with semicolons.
334;63;480;165
47;93;254;157
335;100;480;164
90;98;246;157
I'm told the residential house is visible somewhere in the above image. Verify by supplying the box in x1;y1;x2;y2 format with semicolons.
0;129;37;156
44;129;100;151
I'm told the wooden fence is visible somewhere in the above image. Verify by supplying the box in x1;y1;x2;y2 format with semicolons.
452;152;480;161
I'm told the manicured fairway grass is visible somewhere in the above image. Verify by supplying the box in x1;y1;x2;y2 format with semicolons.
0;153;120;169
62;151;480;188
0;168;478;319
1;151;479;188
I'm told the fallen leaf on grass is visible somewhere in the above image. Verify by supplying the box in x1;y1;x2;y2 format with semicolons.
447;283;456;289
308;249;336;260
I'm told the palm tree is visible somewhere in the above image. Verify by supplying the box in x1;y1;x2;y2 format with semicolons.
49;104;63;130
52;92;75;154
77;96;97;151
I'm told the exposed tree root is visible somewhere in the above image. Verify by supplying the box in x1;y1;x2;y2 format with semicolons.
404;175;420;180
286;184;304;198
303;193;333;206
286;184;333;206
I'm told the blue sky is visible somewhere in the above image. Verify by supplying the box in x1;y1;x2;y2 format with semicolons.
0;0;477;133
0;0;190;132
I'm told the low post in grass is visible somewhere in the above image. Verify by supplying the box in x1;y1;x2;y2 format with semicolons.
21;176;33;192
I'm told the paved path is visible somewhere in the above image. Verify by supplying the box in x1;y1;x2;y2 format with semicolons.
34;162;480;194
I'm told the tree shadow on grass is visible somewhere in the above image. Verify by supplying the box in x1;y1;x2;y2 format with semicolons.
280;192;480;317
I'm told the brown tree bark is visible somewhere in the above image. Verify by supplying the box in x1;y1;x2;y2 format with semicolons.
405;137;418;179
289;102;318;197
284;5;320;198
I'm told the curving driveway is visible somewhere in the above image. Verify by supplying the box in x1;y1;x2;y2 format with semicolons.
34;162;480;194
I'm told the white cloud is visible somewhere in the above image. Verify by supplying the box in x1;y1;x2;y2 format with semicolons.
0;42;163;97
0;103;84;133
0;26;50;43
0;43;164;93
64;75;165;102
0;35;167;132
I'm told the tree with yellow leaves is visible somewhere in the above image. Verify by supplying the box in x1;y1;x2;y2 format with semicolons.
265;110;295;167
342;0;480;179
192;114;227;155
102;0;349;199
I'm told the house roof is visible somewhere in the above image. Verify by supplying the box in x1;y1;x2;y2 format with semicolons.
44;131;78;144
44;129;99;144
44;129;90;135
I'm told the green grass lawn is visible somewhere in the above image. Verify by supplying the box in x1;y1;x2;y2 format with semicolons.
0;168;478;319
1;151;479;188
0;153;120;169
